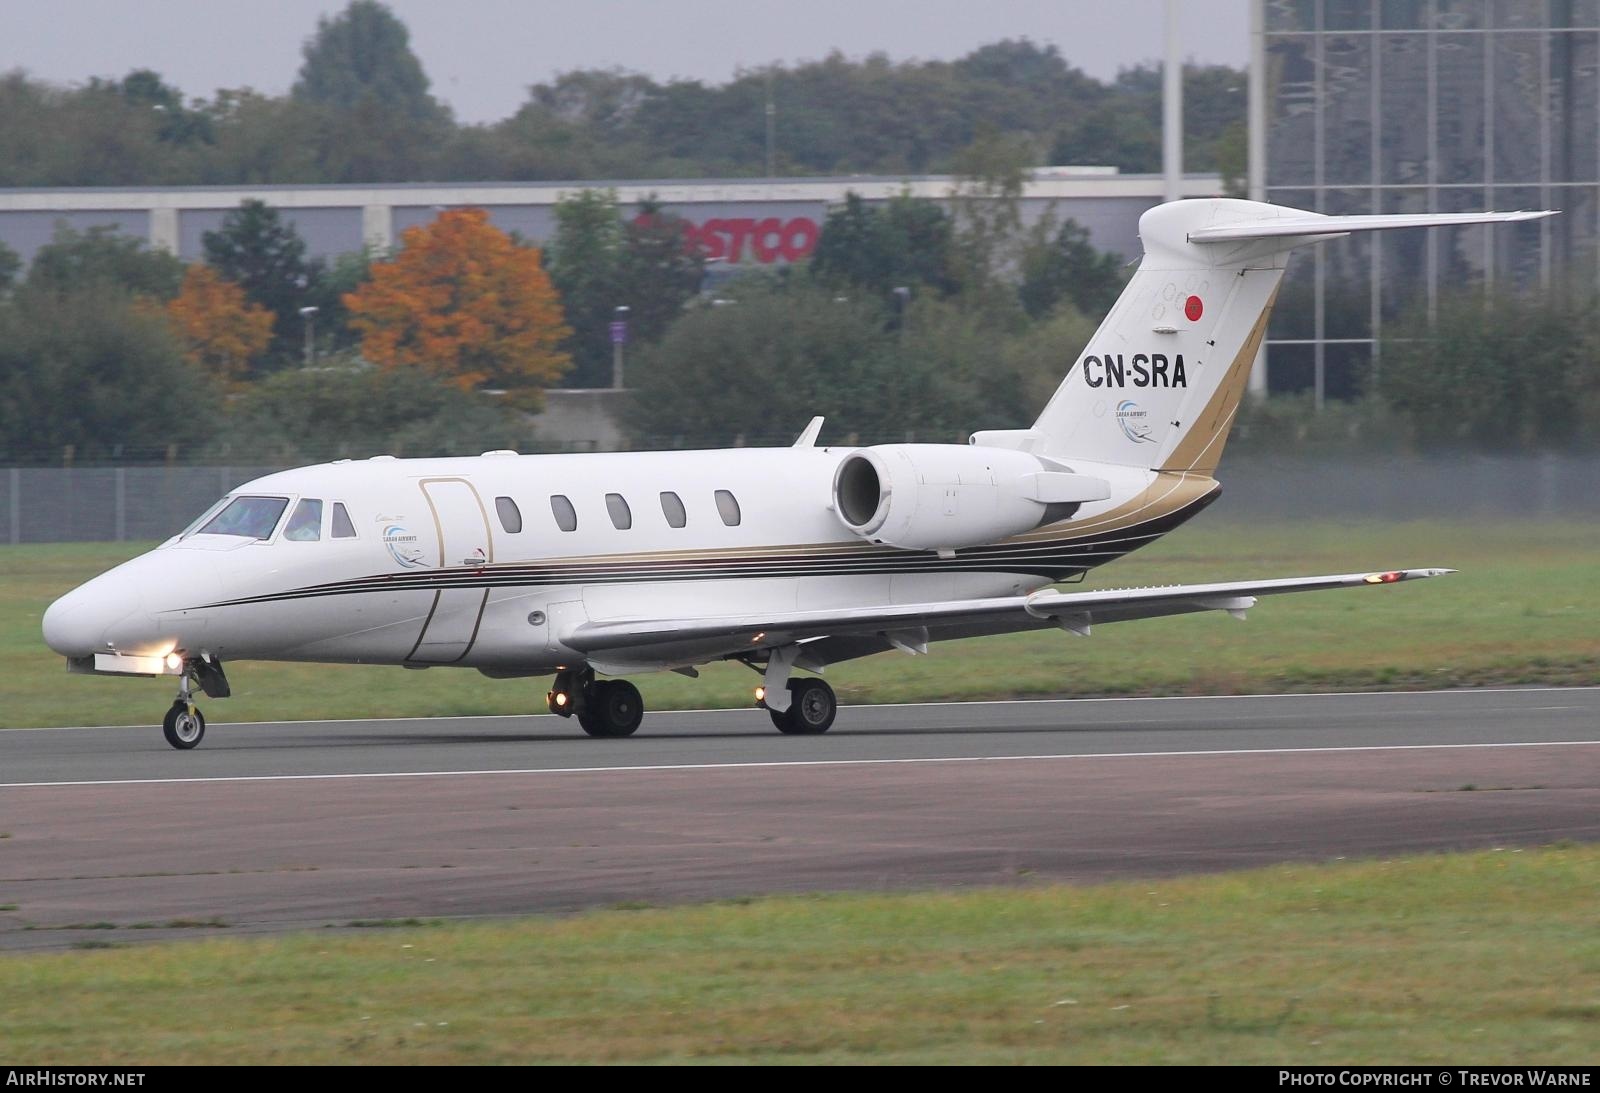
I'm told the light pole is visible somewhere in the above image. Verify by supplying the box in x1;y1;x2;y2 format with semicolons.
298;306;319;368
610;305;630;389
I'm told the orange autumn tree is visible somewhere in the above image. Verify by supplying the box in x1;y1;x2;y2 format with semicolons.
165;264;275;387
344;208;571;408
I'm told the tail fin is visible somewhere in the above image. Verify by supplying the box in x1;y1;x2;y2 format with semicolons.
1022;199;1554;475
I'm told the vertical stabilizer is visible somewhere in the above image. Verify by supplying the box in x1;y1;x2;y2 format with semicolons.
1027;199;1554;474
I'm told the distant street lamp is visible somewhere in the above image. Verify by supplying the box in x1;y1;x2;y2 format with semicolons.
610;305;631;390
298;306;319;368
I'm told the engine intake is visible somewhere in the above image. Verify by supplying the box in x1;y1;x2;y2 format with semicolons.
830;444;1109;552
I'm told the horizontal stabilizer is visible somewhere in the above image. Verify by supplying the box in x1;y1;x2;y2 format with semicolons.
1188;209;1556;244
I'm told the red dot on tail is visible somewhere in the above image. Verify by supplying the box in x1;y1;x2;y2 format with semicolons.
1184;295;1204;321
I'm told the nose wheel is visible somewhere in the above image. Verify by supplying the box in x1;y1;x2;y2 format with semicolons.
162;701;206;749
160;660;210;750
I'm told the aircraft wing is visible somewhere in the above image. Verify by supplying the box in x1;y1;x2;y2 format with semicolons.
562;568;1453;667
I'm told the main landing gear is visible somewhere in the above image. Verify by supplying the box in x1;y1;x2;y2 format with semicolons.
755;644;836;734
160;656;230;750
545;653;836;739
765;677;838;735
547;669;644;738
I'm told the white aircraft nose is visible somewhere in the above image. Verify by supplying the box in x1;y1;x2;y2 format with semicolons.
42;577;147;658
42;549;219;658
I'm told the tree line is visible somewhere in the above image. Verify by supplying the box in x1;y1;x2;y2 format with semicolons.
0;1;1246;189
8;164;1593;466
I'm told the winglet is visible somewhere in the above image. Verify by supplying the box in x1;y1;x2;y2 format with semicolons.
792;416;825;447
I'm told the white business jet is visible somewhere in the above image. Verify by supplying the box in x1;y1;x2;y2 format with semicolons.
42;199;1552;748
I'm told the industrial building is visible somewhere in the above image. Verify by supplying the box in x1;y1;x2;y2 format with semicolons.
0;170;1222;272
1250;0;1600;401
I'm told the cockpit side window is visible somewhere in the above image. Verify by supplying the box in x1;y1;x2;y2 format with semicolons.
283;498;323;541
196;495;290;540
331;502;357;539
179;496;231;538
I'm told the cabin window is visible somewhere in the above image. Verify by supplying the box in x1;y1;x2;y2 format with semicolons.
715;489;741;527
659;491;687;528
606;493;633;530
331;503;357;539
550;494;578;532
197;495;289;540
283;498;323;541
495;496;523;534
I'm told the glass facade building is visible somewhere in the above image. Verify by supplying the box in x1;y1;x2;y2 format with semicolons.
1253;0;1600;400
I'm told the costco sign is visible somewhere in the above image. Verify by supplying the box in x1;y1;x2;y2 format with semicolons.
634;213;821;265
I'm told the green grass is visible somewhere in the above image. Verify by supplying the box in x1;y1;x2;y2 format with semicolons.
0;846;1594;1064
4;520;1598;728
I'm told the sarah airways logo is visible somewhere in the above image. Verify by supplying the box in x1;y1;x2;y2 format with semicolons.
383;525;429;568
1116;400;1155;444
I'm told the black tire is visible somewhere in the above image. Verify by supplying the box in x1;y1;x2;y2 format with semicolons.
577;679;644;738
770;677;836;735
162;702;206;750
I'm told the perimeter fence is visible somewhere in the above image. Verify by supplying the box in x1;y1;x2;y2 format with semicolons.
3;454;1595;545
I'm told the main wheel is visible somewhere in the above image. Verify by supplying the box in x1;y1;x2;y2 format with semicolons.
769;677;836;735
162;702;206;750
577;679;644;738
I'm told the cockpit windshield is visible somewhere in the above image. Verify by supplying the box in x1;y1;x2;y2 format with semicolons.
194;495;290;539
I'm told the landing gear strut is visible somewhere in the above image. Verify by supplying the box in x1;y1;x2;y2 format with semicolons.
162;668;205;750
548;669;645;737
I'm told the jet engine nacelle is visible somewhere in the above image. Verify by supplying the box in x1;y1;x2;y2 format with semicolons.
831;443;1111;552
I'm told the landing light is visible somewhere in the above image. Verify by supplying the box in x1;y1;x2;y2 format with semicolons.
164;653;184;671
754;686;766;704
1364;571;1403;584
554;691;569;707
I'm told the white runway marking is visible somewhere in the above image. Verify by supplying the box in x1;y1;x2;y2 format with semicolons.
6;738;1596;790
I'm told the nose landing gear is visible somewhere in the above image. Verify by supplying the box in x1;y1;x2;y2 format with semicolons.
160;656;228;750
162;668;205;750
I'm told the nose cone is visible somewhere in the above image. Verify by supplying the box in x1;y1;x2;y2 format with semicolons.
42;572;149;657
43;549;220;658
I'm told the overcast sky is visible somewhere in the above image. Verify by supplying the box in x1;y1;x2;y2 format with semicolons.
0;0;1250;125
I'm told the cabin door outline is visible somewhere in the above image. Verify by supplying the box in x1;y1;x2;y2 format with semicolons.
405;477;493;664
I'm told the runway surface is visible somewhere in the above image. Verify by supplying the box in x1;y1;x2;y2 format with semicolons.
2;687;1597;951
